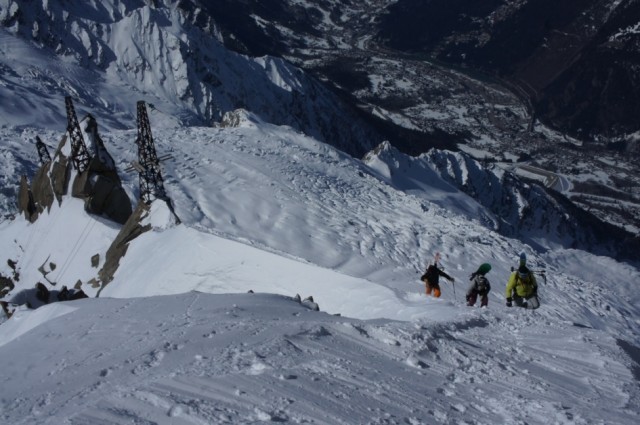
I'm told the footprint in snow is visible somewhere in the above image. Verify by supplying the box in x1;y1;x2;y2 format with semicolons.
131;349;166;375
406;354;429;369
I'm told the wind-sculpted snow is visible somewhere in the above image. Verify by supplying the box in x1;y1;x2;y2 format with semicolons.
0;292;638;424
0;2;638;422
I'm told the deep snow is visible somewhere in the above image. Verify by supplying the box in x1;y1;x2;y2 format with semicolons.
0;112;639;424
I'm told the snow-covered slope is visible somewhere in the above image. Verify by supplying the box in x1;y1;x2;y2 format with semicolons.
0;108;639;423
0;0;379;154
0;2;639;423
1;291;638;424
363;142;637;260
200;0;640;235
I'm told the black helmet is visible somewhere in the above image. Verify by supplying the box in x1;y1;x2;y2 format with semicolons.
517;265;529;279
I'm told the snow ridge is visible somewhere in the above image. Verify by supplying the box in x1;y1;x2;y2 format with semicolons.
363;141;637;261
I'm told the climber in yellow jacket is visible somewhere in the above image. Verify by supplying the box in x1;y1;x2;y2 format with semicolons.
505;262;540;309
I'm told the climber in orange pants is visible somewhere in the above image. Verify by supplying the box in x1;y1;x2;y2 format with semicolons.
420;261;455;298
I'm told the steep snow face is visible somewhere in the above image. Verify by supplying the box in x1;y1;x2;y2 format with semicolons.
2;116;638;322
0;115;639;424
0;0;380;155
363;142;638;261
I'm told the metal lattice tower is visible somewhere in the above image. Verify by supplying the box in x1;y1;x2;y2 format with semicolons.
135;101;167;204
35;136;51;165
65;96;91;173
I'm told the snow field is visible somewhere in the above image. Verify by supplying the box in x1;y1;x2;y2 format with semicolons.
0;115;638;424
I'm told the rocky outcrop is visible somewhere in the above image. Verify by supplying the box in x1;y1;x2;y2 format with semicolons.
18;139;68;219
80;115;132;224
18;112;132;225
97;202;151;292
97;199;180;293
17;175;37;222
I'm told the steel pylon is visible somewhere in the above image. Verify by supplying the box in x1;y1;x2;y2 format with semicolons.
135;101;167;203
65;96;91;173
35;136;51;165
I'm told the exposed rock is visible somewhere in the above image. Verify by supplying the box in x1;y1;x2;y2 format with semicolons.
86;278;99;289
79;115;132;224
29;160;56;214
219;109;246;128
0;272;14;298
100;186;133;225
84;174;132;225
17;175;38;222
49;135;71;203
97;198;181;293
26;114;132;225
5;283;88;314
71;169;91;199
97;202;153;293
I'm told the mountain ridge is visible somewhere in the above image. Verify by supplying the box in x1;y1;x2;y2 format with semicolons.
0;6;639;418
0;106;638;424
196;0;640;234
0;0;637;248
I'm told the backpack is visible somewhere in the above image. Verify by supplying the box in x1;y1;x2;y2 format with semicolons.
475;275;490;293
515;270;536;294
421;265;438;283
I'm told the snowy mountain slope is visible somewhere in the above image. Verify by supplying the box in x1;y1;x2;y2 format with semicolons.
1;109;639;318
363;143;638;260
0;111;637;328
202;0;640;235
2;0;638;239
0;110;639;423
0;291;638;424
0;0;380;154
0;2;639;423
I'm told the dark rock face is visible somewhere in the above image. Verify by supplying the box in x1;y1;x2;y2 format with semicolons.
19;115;132;225
80;115;133;224
85;174;132;225
18;146;68;219
97;201;150;291
17;175;37;222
